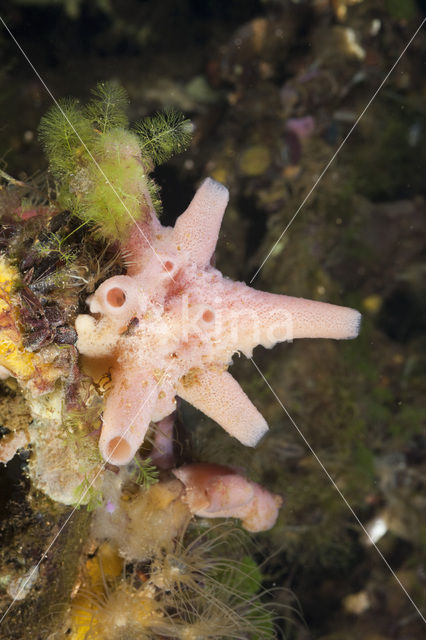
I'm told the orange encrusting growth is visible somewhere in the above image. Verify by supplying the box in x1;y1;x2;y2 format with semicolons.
0;258;64;393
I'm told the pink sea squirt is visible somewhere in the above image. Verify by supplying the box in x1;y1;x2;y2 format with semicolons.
76;177;361;466
173;462;283;532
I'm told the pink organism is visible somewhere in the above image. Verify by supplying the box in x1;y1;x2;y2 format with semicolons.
151;414;176;470
172;462;283;532
285;115;315;140
76;177;361;466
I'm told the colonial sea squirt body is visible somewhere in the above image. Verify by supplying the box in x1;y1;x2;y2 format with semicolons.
76;177;361;465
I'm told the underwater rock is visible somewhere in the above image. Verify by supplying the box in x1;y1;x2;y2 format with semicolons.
26;387;102;505
0;430;28;464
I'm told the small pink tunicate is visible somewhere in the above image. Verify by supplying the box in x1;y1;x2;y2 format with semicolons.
151;415;175;469
105;500;116;513
172;463;283;533
75;177;361;467
285;116;315;140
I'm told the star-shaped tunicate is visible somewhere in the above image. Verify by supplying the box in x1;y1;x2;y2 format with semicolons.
76;178;361;465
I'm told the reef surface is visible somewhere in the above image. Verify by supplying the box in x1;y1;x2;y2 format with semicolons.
0;1;425;639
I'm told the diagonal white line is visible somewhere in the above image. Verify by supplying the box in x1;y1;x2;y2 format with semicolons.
250;17;426;284
0;365;171;624
0;14;175;283
250;357;426;625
